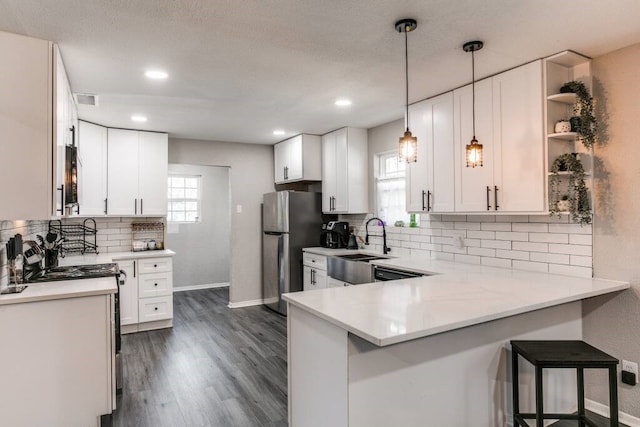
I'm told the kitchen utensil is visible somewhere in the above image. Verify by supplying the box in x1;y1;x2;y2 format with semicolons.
23;241;43;265
14;234;22;258
36;234;45;249
45;232;57;250
347;234;359;250
6;238;15;261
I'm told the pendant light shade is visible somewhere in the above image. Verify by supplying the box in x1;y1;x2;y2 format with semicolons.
463;40;484;168
396;18;418;163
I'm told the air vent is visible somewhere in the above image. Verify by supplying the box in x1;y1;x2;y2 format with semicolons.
74;93;99;106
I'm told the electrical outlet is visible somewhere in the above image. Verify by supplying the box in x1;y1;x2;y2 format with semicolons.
622;360;639;384
451;231;465;249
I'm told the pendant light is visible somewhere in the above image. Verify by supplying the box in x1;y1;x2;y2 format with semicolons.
463;40;484;168
396;18;418;163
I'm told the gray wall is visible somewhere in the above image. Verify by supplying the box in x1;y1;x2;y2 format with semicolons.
584;42;640;417
168;138;274;305
166;164;230;289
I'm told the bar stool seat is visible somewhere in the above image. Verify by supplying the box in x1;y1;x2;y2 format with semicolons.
511;340;619;427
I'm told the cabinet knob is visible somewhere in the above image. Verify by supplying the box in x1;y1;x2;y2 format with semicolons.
154;283;158;286
154;264;157;267
154;307;158;311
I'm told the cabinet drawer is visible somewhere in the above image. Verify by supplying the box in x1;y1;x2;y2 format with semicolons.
137;257;172;274
139;272;172;298
303;252;327;270
138;296;173;323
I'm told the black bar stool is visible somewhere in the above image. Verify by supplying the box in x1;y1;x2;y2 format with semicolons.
511;340;619;427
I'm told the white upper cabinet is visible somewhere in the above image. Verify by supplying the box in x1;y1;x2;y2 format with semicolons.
321;127;368;214
107;129;140;216
454;60;544;213
406;92;455;213
53;45;79;218
273;134;321;183
138;131;168;216
492;60;544;212
0;31;53;220
78;121;107;216
106;128;168;216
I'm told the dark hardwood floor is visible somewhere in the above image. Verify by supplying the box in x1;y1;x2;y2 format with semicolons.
110;288;288;427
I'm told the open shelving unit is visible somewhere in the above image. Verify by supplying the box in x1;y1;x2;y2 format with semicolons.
543;50;593;219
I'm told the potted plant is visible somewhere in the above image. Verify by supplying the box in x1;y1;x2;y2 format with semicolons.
559;81;597;149
549;153;592;225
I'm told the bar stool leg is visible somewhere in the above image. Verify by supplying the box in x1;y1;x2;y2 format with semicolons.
609;365;618;426
577;367;585;427
512;349;520;426
535;365;544;427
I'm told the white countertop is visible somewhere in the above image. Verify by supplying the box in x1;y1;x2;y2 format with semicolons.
285;249;629;346
61;249;175;266
0;277;117;306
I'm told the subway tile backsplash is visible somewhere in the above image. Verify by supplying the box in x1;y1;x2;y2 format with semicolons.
0;217;164;288
341;213;593;278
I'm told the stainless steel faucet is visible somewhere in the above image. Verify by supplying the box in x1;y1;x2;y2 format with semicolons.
365;217;390;254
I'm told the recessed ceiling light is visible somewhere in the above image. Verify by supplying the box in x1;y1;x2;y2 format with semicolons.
335;98;352;107
273;130;285;136
131;115;148;122
144;70;168;80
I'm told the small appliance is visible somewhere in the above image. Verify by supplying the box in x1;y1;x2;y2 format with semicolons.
320;221;350;249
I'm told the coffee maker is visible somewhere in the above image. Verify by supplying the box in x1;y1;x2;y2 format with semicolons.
320;221;350;249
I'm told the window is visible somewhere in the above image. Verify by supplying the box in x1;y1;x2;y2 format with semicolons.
375;151;413;226
167;174;201;222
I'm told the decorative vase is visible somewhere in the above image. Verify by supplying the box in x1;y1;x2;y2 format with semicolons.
555;120;571;133
557;200;571;212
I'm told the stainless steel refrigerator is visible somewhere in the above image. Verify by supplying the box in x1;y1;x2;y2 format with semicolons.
262;191;323;315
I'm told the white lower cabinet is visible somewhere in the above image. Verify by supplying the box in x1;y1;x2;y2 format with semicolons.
138;296;173;323
117;259;139;326
303;266;327;291
118;255;174;333
303;252;328;291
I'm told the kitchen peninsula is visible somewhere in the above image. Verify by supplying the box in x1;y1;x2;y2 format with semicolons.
0;277;117;427
283;256;629;427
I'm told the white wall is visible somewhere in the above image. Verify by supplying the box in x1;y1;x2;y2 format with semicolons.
167;164;230;289
168;138;274;305
584;42;640;418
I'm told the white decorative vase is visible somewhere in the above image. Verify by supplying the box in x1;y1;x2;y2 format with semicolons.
557;199;571;212
555;120;571;133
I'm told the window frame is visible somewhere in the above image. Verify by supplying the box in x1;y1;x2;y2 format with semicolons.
167;174;202;223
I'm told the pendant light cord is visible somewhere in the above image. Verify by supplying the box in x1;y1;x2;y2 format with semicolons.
471;49;476;140
405;27;409;132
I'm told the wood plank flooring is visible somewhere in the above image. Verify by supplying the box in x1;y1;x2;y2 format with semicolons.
108;288;288;427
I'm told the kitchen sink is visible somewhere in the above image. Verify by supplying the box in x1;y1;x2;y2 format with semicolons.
328;253;394;284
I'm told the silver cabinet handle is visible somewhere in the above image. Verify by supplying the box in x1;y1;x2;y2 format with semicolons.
134;198;138;215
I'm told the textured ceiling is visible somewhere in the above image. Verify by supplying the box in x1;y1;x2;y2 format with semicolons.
1;0;640;144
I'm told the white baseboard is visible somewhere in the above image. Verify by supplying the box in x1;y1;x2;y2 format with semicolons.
173;282;229;292
228;299;264;309
586;398;640;426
